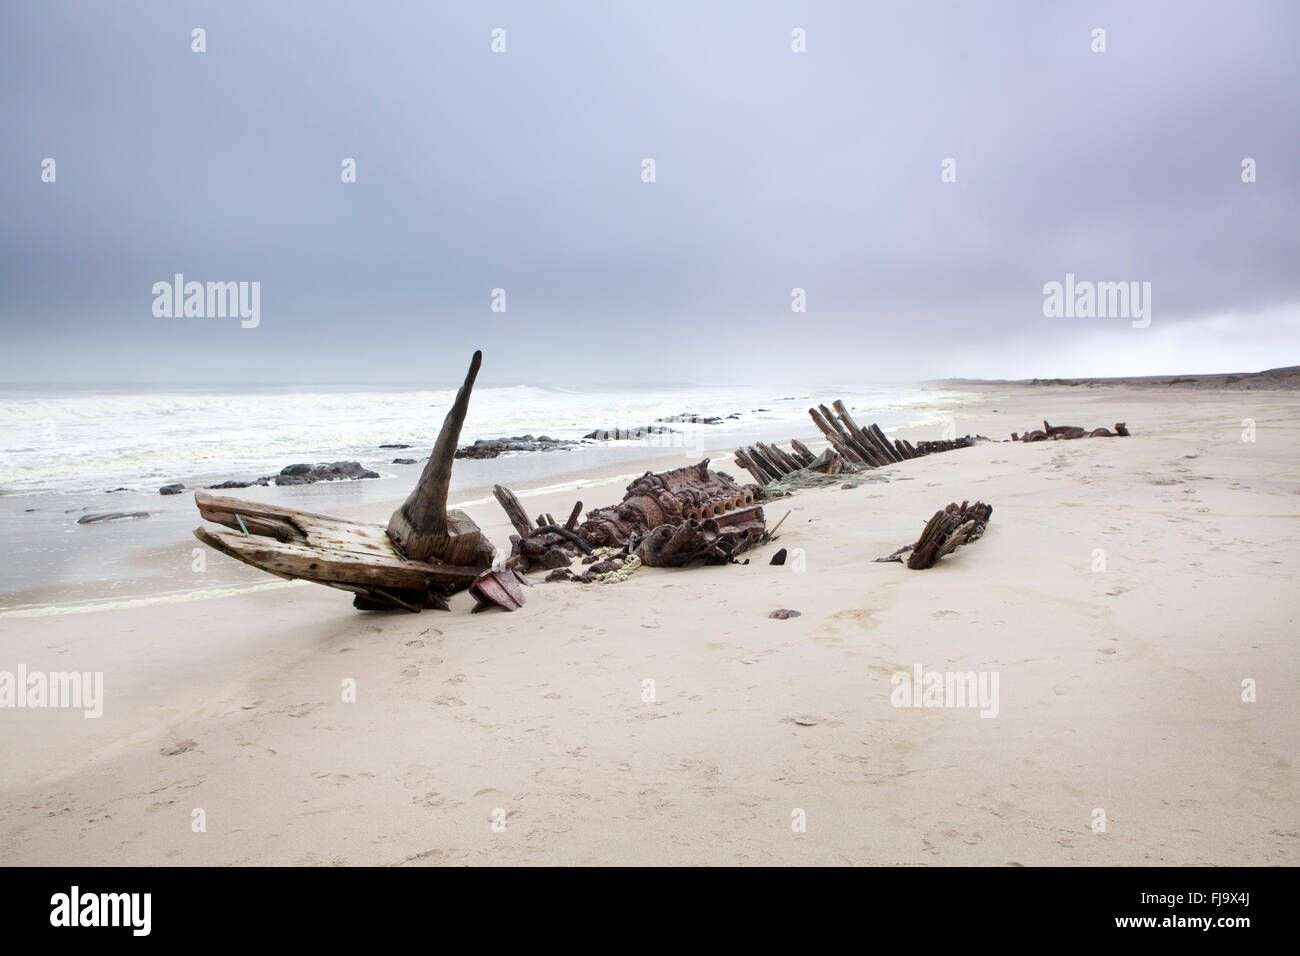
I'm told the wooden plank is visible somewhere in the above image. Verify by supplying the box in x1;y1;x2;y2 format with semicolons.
808;408;867;465
789;439;815;466
870;423;903;463
493;485;535;537
194;526;485;590
830;401;885;466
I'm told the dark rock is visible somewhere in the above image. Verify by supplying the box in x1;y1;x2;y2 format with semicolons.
105;487;128;493
655;413;723;425
768;609;801;620
545;568;573;582
392;457;417;464
77;511;149;524
206;477;271;489
274;461;380;486
455;436;581;459
583;425;674;440
378;443;411;449
159;483;186;495
769;548;788;566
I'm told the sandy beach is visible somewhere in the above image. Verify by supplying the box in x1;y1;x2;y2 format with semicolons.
2;379;1296;866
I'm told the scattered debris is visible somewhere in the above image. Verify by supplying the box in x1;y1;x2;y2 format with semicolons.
469;568;528;612
1012;420;1131;442
877;500;993;569
769;548;788;566
769;608;801;619
734;399;983;486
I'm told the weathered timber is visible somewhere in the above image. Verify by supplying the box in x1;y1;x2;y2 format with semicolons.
193;524;483;591
493;484;535;538
564;501;583;531
469;568;527;612
194;351;501;613
869;424;902;463
734;447;775;485
763;442;803;474
789;439;815;465
387;351;494;567
875;500;993;569
808;407;868;464
830;401;885;466
752;444;790;479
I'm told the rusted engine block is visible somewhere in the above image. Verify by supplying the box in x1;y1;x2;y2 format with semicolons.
500;460;767;574
575;461;761;548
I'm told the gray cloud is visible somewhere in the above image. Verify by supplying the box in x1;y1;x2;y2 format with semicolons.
2;0;1297;383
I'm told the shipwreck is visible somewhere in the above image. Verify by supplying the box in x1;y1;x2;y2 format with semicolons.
192;351;770;613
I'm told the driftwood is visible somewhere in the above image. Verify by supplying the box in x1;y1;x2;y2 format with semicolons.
1013;421;1130;442
875;500;993;569
194;351;506;613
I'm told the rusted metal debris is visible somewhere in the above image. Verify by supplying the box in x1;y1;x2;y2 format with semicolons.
577;461;760;547
734;399;980;485
469;567;529;613
876;500;993;569
499;460;767;575
1013;420;1131;442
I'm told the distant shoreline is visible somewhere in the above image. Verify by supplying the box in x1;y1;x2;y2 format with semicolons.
938;365;1300;390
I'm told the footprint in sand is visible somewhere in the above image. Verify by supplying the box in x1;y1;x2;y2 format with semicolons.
160;740;197;756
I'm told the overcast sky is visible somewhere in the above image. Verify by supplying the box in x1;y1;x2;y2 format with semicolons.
2;1;1297;385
